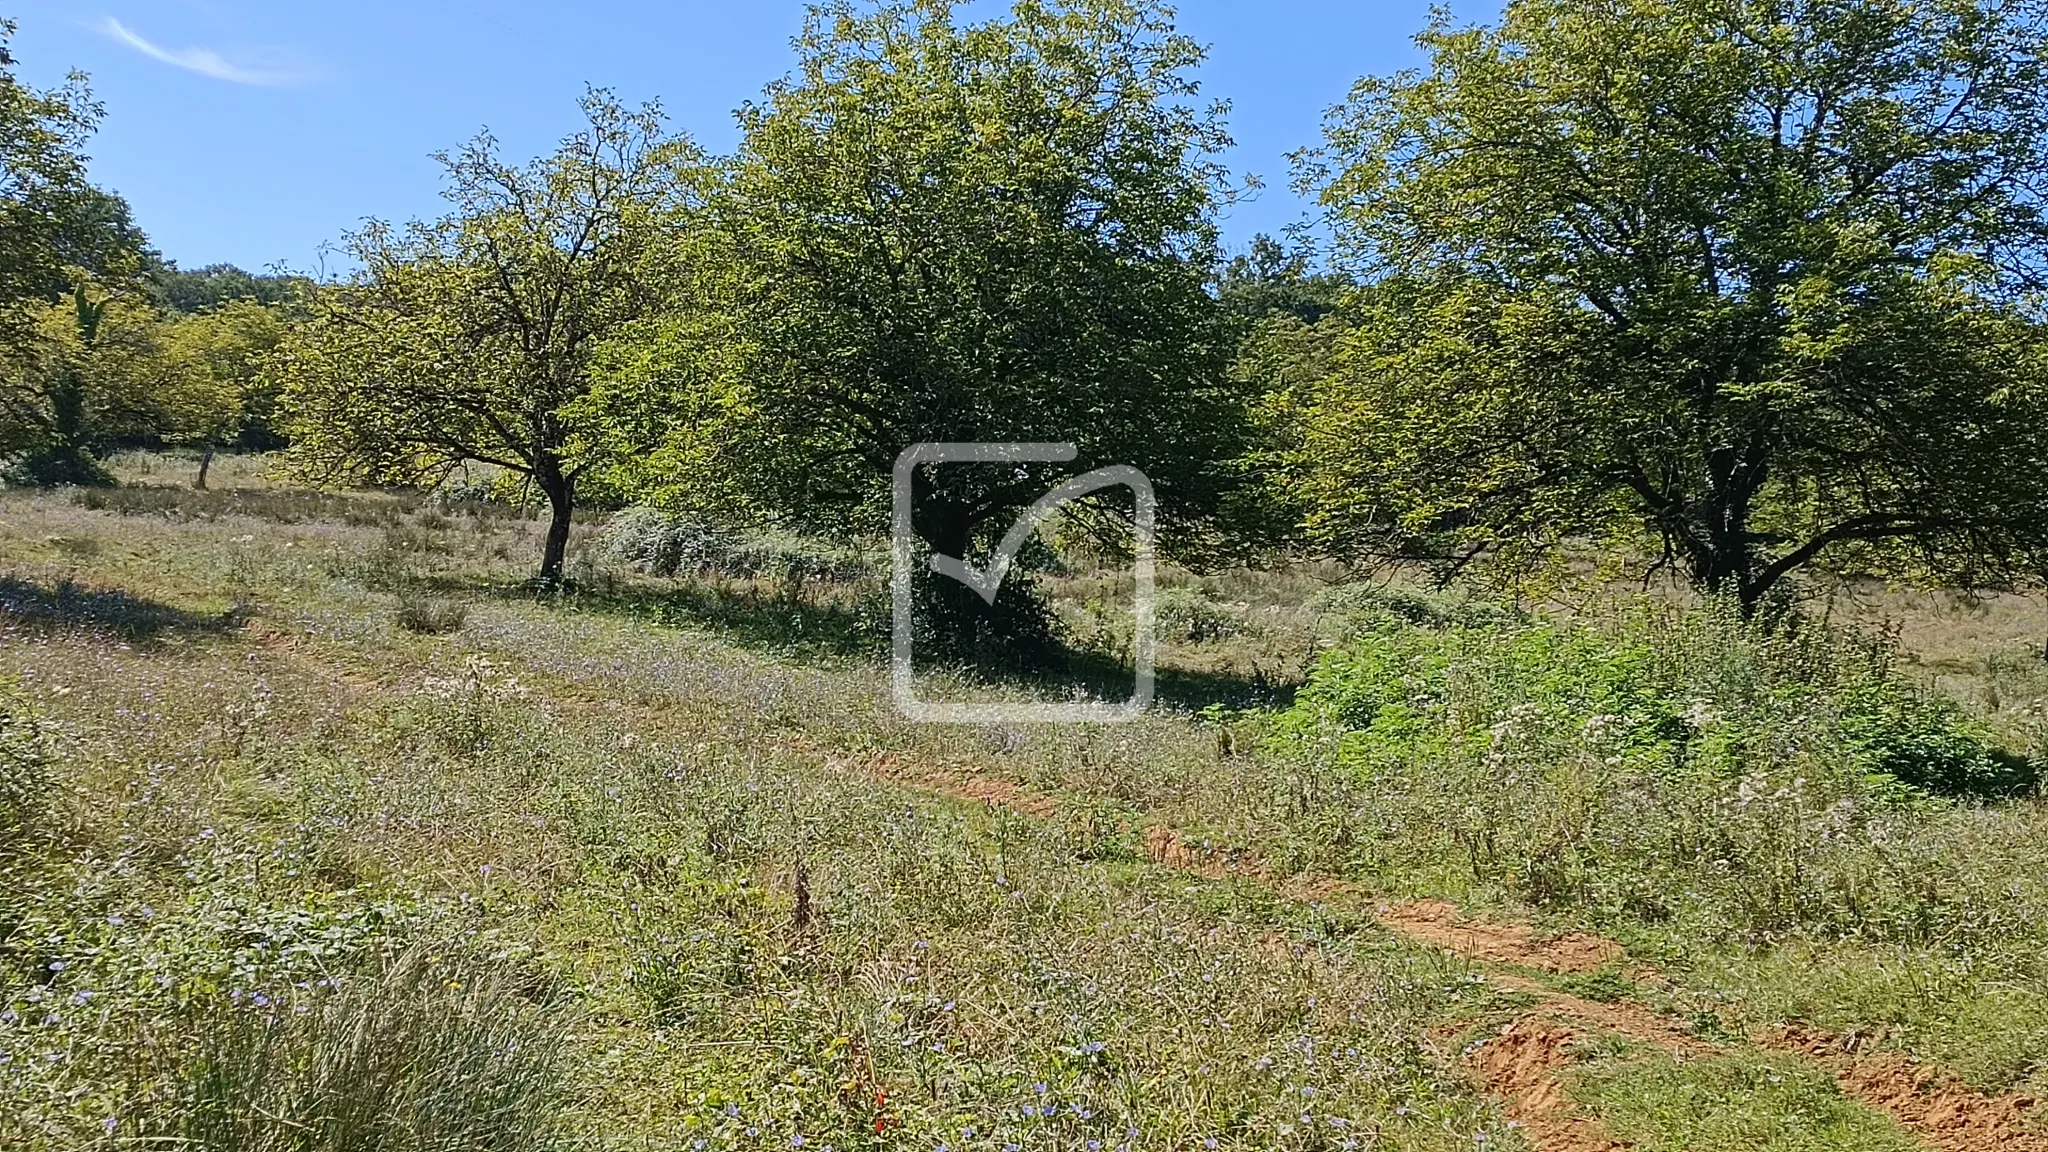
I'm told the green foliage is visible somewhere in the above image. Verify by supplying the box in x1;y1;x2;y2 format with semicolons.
0;25;158;480
5;282;170;485
653;0;1251;576
1152;585;1242;643
0;23;138;320
1272;600;2042;941
161;299;290;455
1304;580;1520;636
1573;1048;1922;1152
274;91;704;580
150;262;301;315
1287;0;2048;613
1216;233;1349;326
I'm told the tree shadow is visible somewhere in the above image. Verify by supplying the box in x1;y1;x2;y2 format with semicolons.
0;575;243;646
467;575;884;664
1057;649;1300;714
457;572;1294;712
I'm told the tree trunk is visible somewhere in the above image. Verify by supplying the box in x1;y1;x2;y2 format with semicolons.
194;447;214;491
909;498;1059;667
537;470;574;584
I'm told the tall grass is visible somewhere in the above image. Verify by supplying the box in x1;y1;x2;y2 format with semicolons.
142;948;570;1152
0;675;52;846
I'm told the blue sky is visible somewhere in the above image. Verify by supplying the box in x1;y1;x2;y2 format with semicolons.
4;1;1485;274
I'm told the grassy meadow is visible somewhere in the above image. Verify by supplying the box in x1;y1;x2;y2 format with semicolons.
3;454;2047;1152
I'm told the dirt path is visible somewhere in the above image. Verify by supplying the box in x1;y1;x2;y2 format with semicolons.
825;751;2048;1152
1771;1026;2048;1152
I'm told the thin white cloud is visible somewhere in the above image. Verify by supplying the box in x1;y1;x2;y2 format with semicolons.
95;16;315;87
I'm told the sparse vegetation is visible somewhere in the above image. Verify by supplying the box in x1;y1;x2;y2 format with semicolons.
393;593;469;635
2;456;2045;1149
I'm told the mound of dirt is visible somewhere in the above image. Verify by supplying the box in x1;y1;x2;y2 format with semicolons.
1767;1026;2048;1152
1464;1018;1631;1151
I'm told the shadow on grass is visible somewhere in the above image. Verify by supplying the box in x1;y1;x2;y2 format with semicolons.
0;575;242;646
472;575;883;665
1059;649;1299;713
459;573;1295;713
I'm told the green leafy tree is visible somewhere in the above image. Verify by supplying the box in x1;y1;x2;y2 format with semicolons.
161;299;290;485
0;21;111;316
151;262;302;315
6;277;189;484
1216;233;1349;326
1288;0;2048;614
0;23;151;480
274;91;702;581
649;0;1249;647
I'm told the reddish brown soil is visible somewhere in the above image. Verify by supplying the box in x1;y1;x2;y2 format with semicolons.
1766;1026;2048;1152
1463;1018;1632;1151
1377;899;1625;975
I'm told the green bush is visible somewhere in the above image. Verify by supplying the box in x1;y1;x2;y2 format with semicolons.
1306;581;1521;637
598;507;737;577
1268;601;2046;946
1152;586;1241;642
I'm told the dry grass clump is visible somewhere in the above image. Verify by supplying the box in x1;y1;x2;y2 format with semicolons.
393;593;468;635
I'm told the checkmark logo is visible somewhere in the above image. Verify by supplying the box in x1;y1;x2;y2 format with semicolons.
891;443;1156;723
928;464;1153;605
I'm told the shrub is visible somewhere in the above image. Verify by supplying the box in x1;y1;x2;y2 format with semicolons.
393;594;469;635
1268;600;2045;945
1306;581;1520;637
1153;586;1241;643
598;507;737;577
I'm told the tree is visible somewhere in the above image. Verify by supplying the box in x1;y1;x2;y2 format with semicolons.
161;300;289;485
0;21;152;481
151;262;301;315
274;91;702;581
0;21;112;319
5;277;190;485
1288;0;2048;615
1216;233;1348;326
651;0;1248;645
